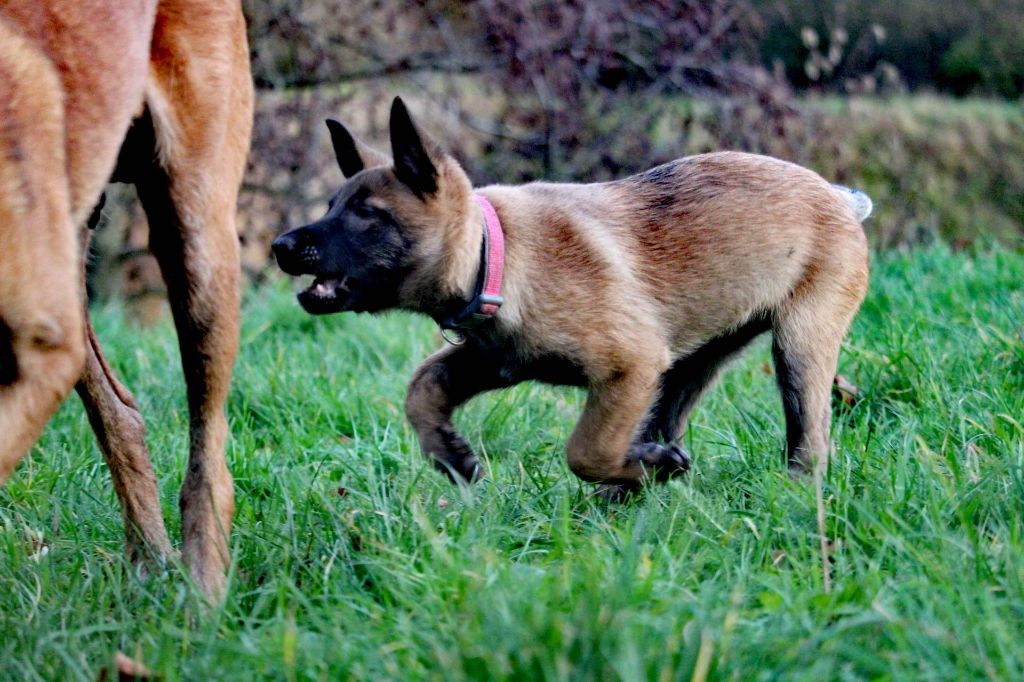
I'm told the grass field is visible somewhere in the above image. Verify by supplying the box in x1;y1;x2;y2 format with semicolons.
2;245;1023;680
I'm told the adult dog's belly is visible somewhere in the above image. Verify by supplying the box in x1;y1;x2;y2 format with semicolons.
0;0;158;225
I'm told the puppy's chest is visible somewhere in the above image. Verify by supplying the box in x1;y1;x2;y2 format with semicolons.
472;333;590;388
504;351;590;387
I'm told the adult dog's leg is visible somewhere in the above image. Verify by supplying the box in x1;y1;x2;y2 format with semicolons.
75;318;173;561
128;0;253;600
75;192;171;561
0;29;85;482
406;345;513;482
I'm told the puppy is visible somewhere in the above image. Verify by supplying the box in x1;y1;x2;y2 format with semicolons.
273;97;870;491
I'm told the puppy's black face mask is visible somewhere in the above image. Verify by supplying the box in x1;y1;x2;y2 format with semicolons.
272;176;414;315
272;98;443;315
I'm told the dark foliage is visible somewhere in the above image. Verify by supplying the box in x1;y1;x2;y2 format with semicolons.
756;0;1024;98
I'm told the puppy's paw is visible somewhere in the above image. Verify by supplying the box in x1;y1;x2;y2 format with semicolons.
433;453;484;484
456;456;485;484
627;442;691;482
593;481;642;503
432;426;485;484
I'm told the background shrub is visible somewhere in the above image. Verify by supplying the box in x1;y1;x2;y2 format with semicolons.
88;0;1024;312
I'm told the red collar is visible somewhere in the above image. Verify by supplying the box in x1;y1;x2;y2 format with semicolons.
439;194;505;340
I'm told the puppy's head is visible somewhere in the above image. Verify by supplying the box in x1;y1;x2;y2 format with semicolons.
273;97;474;315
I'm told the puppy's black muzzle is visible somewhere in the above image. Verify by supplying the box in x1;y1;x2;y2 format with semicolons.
272;229;319;276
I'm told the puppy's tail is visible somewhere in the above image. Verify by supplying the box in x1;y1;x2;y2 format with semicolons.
832;184;873;222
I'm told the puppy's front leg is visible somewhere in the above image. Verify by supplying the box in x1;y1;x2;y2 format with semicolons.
406;344;512;482
565;356;685;487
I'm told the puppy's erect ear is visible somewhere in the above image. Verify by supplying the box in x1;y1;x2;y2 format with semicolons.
389;97;440;198
325;119;389;179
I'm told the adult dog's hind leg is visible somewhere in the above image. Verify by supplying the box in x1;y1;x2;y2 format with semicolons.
0;249;83;484
0;36;85;482
406;345;513;482
75;319;173;563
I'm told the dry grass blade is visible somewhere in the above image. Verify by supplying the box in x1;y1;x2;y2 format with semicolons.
96;652;157;682
832;374;861;407
815;459;832;594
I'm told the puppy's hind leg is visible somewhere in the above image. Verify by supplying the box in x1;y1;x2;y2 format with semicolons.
640;313;772;444
406;345;513;482
771;279;866;474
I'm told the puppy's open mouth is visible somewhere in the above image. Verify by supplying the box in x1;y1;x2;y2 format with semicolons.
297;275;351;314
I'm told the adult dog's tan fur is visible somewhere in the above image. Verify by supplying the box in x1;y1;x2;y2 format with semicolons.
275;99;869;492
0;0;252;599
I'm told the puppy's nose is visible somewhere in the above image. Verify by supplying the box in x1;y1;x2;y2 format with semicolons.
272;232;302;274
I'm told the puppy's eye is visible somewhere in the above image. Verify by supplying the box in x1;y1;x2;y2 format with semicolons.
350;202;377;219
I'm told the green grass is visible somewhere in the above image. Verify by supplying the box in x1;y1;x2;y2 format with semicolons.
2;244;1024;680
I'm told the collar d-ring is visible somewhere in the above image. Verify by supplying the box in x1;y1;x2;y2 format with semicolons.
440;326;467;346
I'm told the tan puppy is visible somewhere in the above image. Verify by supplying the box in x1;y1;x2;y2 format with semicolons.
0;0;252;599
273;97;869;492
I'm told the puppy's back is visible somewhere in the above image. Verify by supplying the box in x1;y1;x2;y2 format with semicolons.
608;152;869;346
